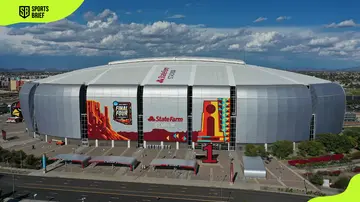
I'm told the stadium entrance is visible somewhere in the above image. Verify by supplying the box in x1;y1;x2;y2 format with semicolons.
195;143;228;150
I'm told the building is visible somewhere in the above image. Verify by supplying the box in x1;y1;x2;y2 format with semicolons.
19;57;346;150
344;112;358;122
8;78;29;92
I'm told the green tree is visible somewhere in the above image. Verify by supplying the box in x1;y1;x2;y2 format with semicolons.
343;128;360;148
245;144;258;156
317;134;355;154
335;135;355;154
25;154;39;167
257;145;267;157
270;140;293;159
309;174;324;186
332;177;351;190
298;141;325;157
316;134;338;152
244;144;267;157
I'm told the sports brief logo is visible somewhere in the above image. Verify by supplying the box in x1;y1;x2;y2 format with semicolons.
156;67;176;83
19;6;50;19
19;6;30;19
148;116;183;122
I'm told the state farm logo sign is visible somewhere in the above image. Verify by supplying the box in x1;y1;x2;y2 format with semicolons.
156;67;176;83
148;116;183;128
148;116;183;122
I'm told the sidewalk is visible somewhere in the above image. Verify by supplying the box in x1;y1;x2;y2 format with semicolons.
1;138;38;149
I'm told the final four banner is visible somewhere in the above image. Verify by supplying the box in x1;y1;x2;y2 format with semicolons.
0;0;84;26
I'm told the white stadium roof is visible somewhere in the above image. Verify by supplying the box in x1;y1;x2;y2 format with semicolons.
36;57;330;86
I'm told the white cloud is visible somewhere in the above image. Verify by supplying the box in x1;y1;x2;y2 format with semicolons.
228;44;241;50
137;9;142;13
325;19;358;28
125;12;132;15
1;9;360;63
276;16;291;21
167;14;186;19
253;17;267;23
308;37;339;47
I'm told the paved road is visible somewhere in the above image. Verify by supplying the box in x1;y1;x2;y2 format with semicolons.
0;173;312;202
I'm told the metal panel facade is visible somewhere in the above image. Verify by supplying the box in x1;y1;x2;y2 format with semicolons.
86;85;138;140
309;83;345;135
236;85;312;144
192;86;231;143
19;82;37;132
34;84;81;139
143;85;188;142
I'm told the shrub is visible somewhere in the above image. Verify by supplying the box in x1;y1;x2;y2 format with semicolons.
245;144;258;156
331;177;350;190
353;166;360;173
298;141;325;157
350;151;360;160
316;170;341;176
245;144;267;157
309;174;324;186
303;172;313;177
317;134;355;154
271;140;293;159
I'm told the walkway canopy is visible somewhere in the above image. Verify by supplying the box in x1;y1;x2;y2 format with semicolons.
243;156;267;179
89;156;137;171
150;158;198;174
51;154;91;168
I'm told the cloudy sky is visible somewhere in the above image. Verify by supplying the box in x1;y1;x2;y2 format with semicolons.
1;0;360;70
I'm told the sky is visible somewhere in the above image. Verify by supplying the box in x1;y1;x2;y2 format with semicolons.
1;0;360;70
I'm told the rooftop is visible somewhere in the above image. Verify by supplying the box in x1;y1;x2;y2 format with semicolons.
36;57;330;86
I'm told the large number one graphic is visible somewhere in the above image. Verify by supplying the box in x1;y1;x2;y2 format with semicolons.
202;143;217;163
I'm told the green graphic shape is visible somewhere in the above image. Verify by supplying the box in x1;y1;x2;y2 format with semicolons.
309;174;360;202
0;0;84;26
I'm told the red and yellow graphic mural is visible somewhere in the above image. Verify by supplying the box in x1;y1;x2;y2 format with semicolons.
87;100;138;140
11;101;22;118
144;129;188;142
193;98;231;143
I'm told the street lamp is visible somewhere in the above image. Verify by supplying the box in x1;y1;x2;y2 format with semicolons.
81;197;86;202
33;193;37;199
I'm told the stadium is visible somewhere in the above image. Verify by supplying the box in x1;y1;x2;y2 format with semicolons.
19;57;346;150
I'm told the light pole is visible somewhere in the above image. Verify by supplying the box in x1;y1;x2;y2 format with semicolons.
33;193;37;199
81;197;86;202
304;179;308;193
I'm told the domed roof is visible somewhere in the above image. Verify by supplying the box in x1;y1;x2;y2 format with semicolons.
36;57;330;86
